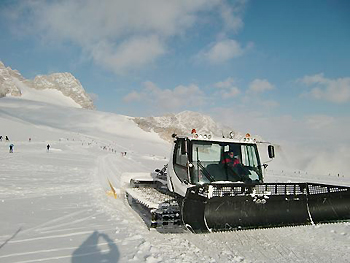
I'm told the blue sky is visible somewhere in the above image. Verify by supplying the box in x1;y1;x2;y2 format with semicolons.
0;0;349;148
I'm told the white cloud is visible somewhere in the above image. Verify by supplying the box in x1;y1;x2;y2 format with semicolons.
299;73;350;103
214;77;240;98
248;79;274;94
299;73;327;85
221;87;240;98
196;39;249;64
211;107;350;174
261;100;280;109
213;107;349;150
214;77;235;89
123;81;205;111
218;0;246;33
6;0;248;74
304;114;335;130
123;91;142;103
90;35;166;74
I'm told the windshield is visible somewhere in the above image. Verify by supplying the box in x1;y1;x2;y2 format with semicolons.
190;140;262;184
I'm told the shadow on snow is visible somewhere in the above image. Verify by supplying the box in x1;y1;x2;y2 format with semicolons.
71;230;119;263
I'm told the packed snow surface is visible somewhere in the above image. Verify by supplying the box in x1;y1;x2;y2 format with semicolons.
0;97;349;263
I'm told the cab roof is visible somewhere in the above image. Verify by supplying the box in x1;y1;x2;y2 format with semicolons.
174;133;258;145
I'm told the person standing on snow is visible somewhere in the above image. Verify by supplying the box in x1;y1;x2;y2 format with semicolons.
47;144;50;152
9;144;14;153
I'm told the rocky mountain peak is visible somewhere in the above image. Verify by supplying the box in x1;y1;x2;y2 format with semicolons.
133;111;235;142
33;72;94;109
0;61;95;109
0;62;22;97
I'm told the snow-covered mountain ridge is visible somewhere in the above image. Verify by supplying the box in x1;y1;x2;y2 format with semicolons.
0;61;266;149
133;111;243;142
0;62;239;141
0;61;94;109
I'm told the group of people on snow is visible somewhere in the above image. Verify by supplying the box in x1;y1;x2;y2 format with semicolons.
0;135;13;153
1;136;51;153
0;135;9;141
7;144;51;153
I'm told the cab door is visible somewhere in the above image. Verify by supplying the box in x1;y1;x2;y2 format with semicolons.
173;138;190;183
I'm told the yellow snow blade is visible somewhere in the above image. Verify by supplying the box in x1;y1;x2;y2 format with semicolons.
107;179;117;199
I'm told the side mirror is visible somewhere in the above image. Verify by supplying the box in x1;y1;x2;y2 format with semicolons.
268;145;275;159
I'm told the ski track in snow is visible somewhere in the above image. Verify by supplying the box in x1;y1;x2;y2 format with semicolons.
0;101;350;262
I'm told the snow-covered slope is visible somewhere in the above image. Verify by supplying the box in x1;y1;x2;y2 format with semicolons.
0;61;94;109
0;97;349;263
0;97;168;157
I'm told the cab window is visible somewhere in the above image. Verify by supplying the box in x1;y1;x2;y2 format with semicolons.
173;139;188;182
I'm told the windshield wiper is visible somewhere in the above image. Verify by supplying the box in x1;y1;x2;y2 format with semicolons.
197;160;215;182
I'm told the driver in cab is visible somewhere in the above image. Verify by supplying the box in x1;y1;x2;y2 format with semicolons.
221;151;240;167
220;150;250;182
